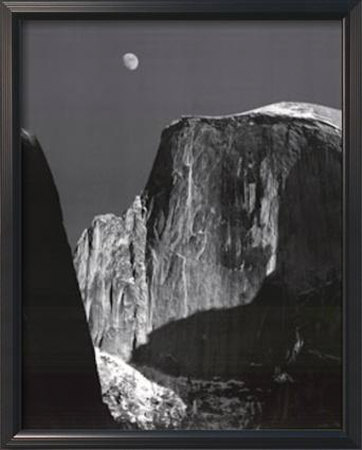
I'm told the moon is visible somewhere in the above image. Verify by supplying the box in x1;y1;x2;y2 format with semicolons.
123;53;139;71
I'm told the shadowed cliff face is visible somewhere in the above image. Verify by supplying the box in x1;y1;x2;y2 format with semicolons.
74;102;342;379
21;131;114;428
132;277;342;378
131;276;342;428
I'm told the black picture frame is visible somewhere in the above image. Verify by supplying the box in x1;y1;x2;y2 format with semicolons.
0;0;361;448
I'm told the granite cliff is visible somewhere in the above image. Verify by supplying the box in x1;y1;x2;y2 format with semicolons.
74;102;342;375
74;197;149;360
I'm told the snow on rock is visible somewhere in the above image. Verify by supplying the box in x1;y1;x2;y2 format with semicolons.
242;102;341;130
95;348;187;429
166;102;341;131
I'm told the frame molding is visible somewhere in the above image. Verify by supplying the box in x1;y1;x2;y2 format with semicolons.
1;1;361;448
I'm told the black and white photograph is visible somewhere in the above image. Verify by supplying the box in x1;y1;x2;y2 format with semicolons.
21;20;342;430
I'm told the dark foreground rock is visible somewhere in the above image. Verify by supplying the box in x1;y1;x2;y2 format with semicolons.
22;130;114;428
74;102;342;428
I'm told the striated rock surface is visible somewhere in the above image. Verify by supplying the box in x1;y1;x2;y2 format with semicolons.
74;102;342;369
74;196;149;361
144;102;341;328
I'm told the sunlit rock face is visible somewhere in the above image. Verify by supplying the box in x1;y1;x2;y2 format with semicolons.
74;196;149;361
74;102;342;371
144;102;341;329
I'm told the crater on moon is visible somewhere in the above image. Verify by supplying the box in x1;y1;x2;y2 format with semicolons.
123;53;139;71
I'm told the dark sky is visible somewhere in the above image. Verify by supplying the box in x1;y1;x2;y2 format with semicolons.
22;20;341;249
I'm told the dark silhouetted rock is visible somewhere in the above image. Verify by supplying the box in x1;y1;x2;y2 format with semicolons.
21;130;114;428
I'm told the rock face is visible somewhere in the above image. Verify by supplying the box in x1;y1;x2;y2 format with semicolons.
74;197;149;360
74;102;342;375
95;349;186;429
144;103;341;329
21;130;114;428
